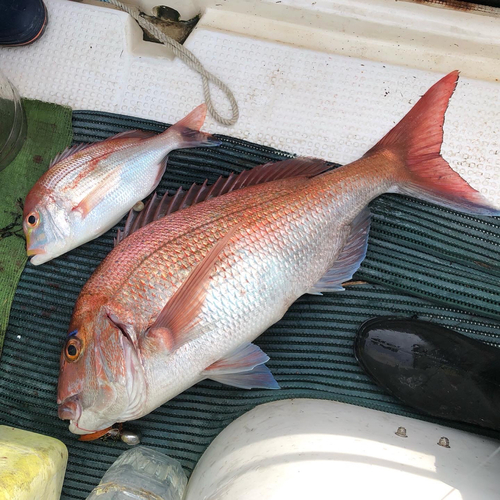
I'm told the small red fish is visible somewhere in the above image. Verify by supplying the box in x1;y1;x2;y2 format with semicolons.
23;104;219;265
57;72;499;436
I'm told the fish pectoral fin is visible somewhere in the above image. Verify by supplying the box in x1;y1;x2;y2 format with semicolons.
203;343;280;390
72;177;117;218
145;226;238;351
308;208;371;294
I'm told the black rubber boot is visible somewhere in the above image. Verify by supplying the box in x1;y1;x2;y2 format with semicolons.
0;0;48;47
355;317;500;431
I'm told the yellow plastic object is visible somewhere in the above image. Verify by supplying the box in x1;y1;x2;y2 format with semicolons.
0;425;68;500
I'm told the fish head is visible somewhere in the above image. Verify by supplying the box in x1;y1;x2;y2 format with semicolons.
23;186;72;265
57;310;146;435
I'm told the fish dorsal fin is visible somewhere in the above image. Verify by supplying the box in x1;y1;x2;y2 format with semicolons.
202;342;280;390
115;157;331;245
308;208;371;294
48;130;157;169
104;129;157;141
49;143;92;168
145;226;238;351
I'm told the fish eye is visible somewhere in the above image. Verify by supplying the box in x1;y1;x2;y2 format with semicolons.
26;212;40;227
65;337;82;362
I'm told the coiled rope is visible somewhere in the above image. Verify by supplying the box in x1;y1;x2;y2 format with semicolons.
103;0;239;126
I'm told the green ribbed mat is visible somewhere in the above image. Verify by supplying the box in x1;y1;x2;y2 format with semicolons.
1;110;500;499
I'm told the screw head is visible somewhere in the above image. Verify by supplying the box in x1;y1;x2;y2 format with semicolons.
438;437;450;448
395;426;407;438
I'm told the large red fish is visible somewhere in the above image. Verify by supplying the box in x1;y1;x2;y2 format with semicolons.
57;72;499;437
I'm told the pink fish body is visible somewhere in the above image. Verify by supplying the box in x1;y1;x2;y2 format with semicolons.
57;72;499;437
23;104;219;265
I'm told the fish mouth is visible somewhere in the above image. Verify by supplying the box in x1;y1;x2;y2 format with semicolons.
68;421;104;436
26;234;46;257
58;394;82;422
58;394;115;436
58;397;98;436
57;395;101;435
26;237;49;265
26;245;45;257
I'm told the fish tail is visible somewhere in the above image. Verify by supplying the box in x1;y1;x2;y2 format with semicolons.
166;103;221;149
365;71;499;215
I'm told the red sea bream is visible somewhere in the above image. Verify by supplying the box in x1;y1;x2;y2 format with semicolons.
57;72;500;437
23;104;218;265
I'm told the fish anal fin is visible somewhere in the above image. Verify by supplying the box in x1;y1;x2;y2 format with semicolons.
308;208;370;294
204;343;269;374
115;157;332;244
145;226;238;351
203;343;279;390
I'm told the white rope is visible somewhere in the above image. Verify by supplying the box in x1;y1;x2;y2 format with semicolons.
103;0;239;126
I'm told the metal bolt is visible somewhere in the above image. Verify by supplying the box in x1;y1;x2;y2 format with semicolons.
395;426;407;438
438;437;450;448
120;430;141;446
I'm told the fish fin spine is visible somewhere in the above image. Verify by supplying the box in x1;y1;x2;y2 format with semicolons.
115;157;331;245
49;143;93;168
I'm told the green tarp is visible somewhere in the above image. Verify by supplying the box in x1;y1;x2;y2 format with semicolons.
0;99;72;356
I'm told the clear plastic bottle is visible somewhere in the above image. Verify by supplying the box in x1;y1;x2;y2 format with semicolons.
86;446;187;500
0;69;26;172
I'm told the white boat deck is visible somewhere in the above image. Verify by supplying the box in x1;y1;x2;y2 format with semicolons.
1;0;499;205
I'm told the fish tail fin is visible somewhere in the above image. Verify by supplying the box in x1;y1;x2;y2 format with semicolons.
365;70;499;215
166;103;221;149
